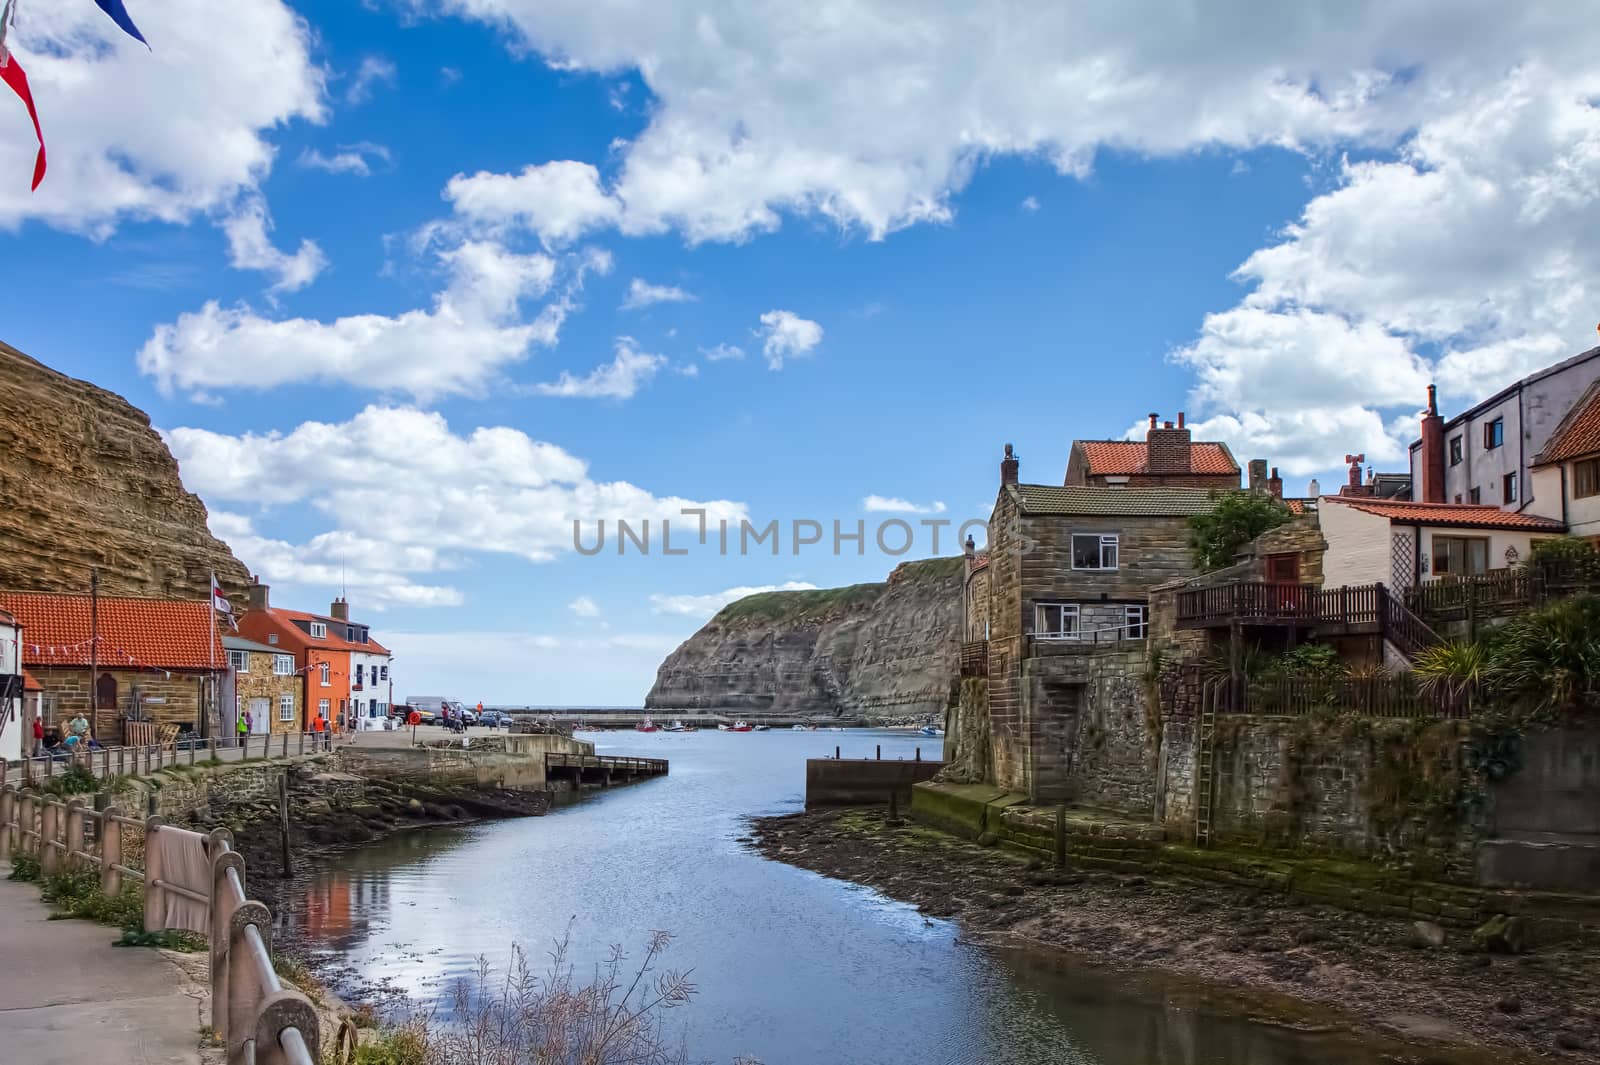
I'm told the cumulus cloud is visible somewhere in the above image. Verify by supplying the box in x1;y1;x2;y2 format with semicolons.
0;0;322;234
1020;196;1041;212
756;310;823;370
568;596;601;618
168;407;748;594
702;343;744;362
346;55;398;104
139;240;594;400
620;278;695;310
380;629;680;704
535;337;667;399
445;161;621;246
298;143;391;177
649;581;819;619
221;198;329;296
863;496;947;515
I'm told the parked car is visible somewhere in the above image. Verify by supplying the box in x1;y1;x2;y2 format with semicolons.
477;710;503;728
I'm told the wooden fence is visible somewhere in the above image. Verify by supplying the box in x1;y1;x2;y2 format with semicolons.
1219;675;1468;719
1404;561;1600;621
0;784;319;1064
1;730;333;788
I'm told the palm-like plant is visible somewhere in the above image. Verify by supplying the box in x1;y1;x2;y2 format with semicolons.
1412;640;1487;713
1487;595;1600;716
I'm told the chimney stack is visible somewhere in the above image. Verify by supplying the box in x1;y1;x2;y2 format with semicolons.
1148;412;1159;430
1177;411;1186;429
1247;459;1268;493
1268;466;1283;499
1420;383;1446;503
330;596;349;622
1308;478;1321;498
246;575;269;611
1000;443;1019;486
1146;414;1193;475
963;534;976;560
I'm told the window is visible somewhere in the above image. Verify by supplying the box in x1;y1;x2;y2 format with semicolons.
319;662;330;686
379;665;388;681
1449;436;1463;466
1576;458;1600;499
1034;603;1079;639
1124;604;1149;639
235;694;242;717
273;654;294;676
1265;553;1300;583
355;664;364;685
266;633;278;645
1071;533;1119;570
309;622;327;639
1484;418;1504;450
1434;535;1489;576
1504;472;1518;502
1469;487;1481;504
227;650;249;673
318;698;330;720
278;694;294;723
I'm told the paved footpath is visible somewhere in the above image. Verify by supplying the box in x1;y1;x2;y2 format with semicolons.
0;877;202;1065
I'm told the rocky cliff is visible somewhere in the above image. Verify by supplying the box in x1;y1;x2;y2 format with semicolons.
645;557;964;721
0;341;250;600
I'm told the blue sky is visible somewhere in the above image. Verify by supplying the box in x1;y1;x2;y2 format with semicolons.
4;2;1597;703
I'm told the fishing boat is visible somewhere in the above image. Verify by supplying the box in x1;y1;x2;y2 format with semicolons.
727;720;753;732
753;724;770;731
664;720;687;732
635;717;659;733
716;723;729;731
790;724;807;731
918;724;945;737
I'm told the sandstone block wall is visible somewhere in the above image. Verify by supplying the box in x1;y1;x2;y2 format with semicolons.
33;665;208;740
233;652;303;734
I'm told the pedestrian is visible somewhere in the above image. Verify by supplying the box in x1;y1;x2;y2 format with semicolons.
31;712;44;757
236;712;249;745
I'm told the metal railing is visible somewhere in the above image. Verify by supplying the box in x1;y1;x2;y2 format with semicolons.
1028;621;1149;650
0;784;319;1065
544;753;670;774
2;730;333;788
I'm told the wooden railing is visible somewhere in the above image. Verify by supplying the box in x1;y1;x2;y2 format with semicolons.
0;785;319;1064
1177;581;1440;656
1405;562;1600;622
2;730;333;788
959;641;988;677
1177;581;1322;624
544;753;669;774
1220;675;1467;719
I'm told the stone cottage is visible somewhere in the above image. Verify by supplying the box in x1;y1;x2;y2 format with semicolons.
223;634;303;737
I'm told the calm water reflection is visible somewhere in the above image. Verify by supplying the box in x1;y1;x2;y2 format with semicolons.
288;730;1438;1064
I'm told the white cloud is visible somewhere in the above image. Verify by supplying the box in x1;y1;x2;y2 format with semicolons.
649;581;819;619
346;55;397;104
221;198;329;296
139;240;583;400
209;512;464;610
0;0;322;235
168;407;748;594
620;277;696;310
298;143;391;177
445;161;621;246
756;310;823;370
382;629;680;704
863;496;947;515
536;337;667;399
1020;196;1040;212
702;343;745;362
440;67;463;86
568;596;601;618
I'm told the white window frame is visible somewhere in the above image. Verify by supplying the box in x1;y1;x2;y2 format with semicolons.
278;694;294;723
318;698;330;719
1124;604;1149;639
379;664;388;681
273;654;295;676
1071;533;1120;571
309;622;327;639
319;662;331;686
1034;602;1080;640
227;650;249;673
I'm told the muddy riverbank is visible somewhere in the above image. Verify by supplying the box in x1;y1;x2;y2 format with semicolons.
750;807;1600;1064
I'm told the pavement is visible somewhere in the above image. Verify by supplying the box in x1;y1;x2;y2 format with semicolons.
0;876;203;1065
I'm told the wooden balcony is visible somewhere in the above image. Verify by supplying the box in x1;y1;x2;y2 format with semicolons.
1177;580;1439;658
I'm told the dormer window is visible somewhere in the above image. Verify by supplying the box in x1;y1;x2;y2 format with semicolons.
267;633;279;645
310;622;327;639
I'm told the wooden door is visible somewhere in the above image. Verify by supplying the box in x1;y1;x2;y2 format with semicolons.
94;672;118;710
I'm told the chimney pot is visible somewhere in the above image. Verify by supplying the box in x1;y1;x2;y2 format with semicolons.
330;597;349;622
246;578;270;611
963;534;976;559
1420;383;1446;503
1149;412;1159;429
1268;466;1283;499
1177;412;1186;428
1248;459;1268;493
1000;443;1020;486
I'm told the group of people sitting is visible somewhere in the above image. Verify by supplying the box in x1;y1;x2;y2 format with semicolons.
31;712;99;758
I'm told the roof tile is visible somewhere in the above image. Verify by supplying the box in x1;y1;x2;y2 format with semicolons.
0;593;224;670
1537;380;1600;465
1323;497;1565;531
1077;440;1239;476
1011;484;1223;516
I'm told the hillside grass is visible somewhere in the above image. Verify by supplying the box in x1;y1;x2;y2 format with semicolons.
713;556;963;625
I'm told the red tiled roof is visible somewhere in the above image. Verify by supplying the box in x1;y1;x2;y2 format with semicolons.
241;607;389;656
1285;499;1307;515
22;669;42;691
1537;380;1600;465
1076;440;1239;476
1323;497;1565;531
0;593;225;670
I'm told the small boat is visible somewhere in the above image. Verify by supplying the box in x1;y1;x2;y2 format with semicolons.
727;720;753;732
664;720;687;733
918;724;945;737
635;718;659;733
681;725;699;733
790;724;807;731
753;724;770;731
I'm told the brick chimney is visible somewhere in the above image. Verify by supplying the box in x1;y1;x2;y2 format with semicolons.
1420;383;1446;503
1247;459;1268;493
330;596;349;621
963;534;976;560
1000;443;1019;486
1146;411;1192;475
1268;466;1283;499
246;575;269;611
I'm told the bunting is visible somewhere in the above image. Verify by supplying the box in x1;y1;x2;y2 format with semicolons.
93;0;147;47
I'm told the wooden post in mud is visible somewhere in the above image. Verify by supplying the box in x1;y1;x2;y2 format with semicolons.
888;787;899;822
915;747;921;762
1054;805;1066;869
876;744;881;760
835;745;840;760
278;772;292;879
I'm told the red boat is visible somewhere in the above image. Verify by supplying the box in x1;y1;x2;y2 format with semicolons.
635;717;659;733
726;720;753;732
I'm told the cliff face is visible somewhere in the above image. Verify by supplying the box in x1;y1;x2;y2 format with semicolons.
645;557;963;721
0;341;251;601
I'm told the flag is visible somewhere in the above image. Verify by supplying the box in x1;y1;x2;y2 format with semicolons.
210;571;232;616
93;0;148;47
0;54;44;191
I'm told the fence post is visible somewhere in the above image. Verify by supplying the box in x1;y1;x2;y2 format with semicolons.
39;800;60;875
142;816;166;933
210;849;247;1039
17;790;33;857
226;900;274;1061
209;737;218;762
298;731;305;756
0;785;11;862
65;799;86;869
101;805;123;896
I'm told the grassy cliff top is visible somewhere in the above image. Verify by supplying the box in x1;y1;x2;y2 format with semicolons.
712;556;963;626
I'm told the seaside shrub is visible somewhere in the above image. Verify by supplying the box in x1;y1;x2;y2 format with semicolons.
1188;491;1293;572
9;853;41;881
39;764;98;796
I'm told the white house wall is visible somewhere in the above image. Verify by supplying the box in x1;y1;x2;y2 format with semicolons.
1533;463;1600;539
1320;503;1393;588
349;650;392;727
0;620;20;762
1414;524;1554;578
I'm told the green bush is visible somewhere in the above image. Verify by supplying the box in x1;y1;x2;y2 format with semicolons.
1188;491;1294;572
354;1027;428;1065
39;867;144;930
40;765;98;797
9;853;41;881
